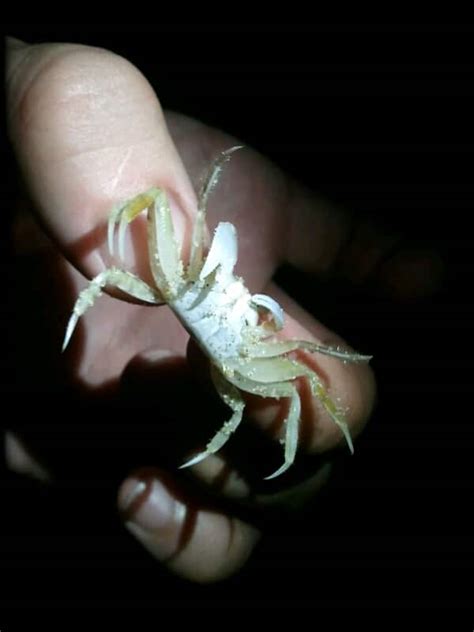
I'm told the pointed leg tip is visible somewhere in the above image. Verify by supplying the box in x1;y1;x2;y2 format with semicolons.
179;452;209;469
345;434;355;455
224;145;244;156
62;316;78;353
264;464;291;480
263;472;278;481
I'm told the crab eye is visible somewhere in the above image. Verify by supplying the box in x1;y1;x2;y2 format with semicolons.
250;293;285;330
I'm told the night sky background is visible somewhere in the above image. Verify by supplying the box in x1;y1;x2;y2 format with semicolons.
2;25;474;615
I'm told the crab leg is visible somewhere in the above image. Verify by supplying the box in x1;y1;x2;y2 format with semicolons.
107;187;184;300
265;385;301;480
147;189;184;298
62;267;163;351
242;339;372;363
221;370;302;480
179;366;245;469
232;357;353;453
107;188;161;262
188;146;243;280
223;356;353;476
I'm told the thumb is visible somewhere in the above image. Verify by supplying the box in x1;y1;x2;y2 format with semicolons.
6;37;196;280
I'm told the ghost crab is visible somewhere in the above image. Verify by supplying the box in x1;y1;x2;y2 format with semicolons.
63;147;371;479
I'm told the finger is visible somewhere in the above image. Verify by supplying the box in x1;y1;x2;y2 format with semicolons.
6;38;197;281
118;471;260;583
284;180;444;299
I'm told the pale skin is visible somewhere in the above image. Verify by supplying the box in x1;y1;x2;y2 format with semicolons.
6;38;441;583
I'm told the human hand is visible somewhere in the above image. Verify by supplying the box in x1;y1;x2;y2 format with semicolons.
6;37;439;582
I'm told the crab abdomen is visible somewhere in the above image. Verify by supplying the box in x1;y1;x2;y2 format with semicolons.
171;269;257;361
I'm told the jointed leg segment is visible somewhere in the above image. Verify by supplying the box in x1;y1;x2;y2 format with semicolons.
188;145;243;280
223;354;353;477
63;189;175;352
108;188;161;262
107;188;184;297
62;267;163;351
242;339;372;363
179;366;246;469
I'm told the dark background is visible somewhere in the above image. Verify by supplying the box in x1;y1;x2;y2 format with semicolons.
2;25;473;612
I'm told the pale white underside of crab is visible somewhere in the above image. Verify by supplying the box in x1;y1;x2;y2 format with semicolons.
63;147;371;479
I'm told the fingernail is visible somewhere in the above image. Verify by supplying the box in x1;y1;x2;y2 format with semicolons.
118;477;185;560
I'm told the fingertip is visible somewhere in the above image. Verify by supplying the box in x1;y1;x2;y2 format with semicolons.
7;39;197;281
